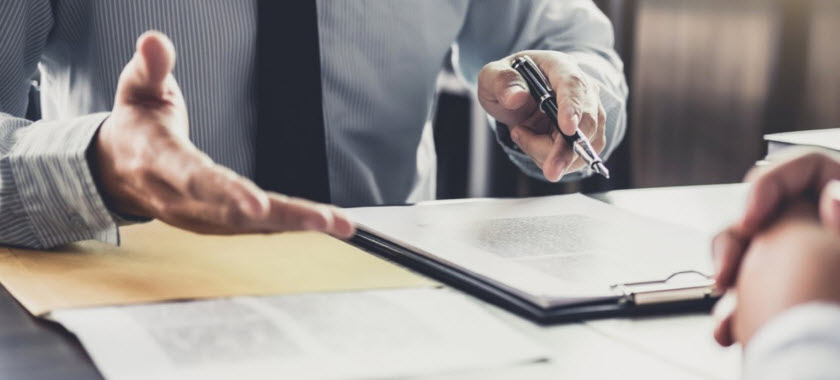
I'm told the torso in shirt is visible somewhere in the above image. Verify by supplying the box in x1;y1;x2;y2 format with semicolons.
40;0;469;206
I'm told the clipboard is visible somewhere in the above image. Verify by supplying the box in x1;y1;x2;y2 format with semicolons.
352;229;720;324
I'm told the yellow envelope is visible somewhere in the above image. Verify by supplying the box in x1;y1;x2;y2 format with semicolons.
0;221;434;316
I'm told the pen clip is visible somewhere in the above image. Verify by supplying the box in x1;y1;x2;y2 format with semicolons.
511;56;554;101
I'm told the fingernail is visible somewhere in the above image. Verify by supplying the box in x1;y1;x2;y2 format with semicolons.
565;106;577;118
555;157;567;175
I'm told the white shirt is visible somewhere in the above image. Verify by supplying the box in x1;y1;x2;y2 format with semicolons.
744;302;840;380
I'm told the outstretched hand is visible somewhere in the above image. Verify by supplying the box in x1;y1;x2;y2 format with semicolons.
93;31;354;238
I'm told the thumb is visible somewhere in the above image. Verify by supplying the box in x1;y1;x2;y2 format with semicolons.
478;61;530;110
498;75;530;110
117;30;176;102
819;179;840;233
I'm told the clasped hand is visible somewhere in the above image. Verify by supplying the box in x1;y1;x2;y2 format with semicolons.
712;149;840;346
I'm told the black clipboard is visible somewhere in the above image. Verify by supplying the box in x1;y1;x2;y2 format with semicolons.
351;229;720;325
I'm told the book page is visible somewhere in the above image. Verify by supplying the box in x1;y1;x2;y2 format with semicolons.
50;288;546;380
348;194;712;307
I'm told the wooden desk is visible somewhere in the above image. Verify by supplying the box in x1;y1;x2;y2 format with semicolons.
0;184;747;380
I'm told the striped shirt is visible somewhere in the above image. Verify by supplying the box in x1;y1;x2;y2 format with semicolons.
0;0;627;248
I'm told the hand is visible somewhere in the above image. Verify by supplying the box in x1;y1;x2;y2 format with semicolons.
477;50;606;182
711;149;840;346
93;31;354;238
714;201;840;346
713;150;840;289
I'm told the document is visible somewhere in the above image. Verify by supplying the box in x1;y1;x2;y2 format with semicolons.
0;221;433;316
348;194;712;308
49;288;547;380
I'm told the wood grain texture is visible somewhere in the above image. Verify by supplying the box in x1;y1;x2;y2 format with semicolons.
799;0;840;131
630;0;776;187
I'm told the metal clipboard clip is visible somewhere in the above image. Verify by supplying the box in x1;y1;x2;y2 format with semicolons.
610;270;719;305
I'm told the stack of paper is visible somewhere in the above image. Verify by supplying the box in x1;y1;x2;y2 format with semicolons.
50;288;547;380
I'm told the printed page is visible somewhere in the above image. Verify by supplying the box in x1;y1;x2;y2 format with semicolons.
348;194;712;307
49;288;546;380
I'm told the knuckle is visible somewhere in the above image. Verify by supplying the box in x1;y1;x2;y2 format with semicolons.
184;171;205;197
155;201;177;217
116;154;147;177
224;204;247;227
277;204;305;230
479;60;505;82
496;68;521;84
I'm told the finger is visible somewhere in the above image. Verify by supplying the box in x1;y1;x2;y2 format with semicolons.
148;142;270;219
590;125;606;155
556;101;581;136
156;196;255;234
578;109;599;142
549;108;605;178
542;130;573;182
537;55;589;136
117;30;177;102
712;292;737;346
712;225;749;288
510;125;554;168
819;179;840;234
564;155;586;175
739;151;840;234
477;61;531;110
595;104;607;149
327;206;356;239
262;194;348;235
713;312;735;347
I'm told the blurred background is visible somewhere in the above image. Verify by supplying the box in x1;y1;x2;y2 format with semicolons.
432;0;840;199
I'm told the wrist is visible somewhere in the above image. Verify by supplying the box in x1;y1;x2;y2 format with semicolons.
86;116;150;219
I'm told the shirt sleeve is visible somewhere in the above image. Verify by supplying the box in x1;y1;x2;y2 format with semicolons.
455;0;628;180
0;0;120;249
743;302;840;380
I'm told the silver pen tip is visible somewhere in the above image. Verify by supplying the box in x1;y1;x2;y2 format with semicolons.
594;162;610;179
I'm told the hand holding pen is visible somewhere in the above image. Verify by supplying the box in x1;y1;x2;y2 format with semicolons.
477;51;608;181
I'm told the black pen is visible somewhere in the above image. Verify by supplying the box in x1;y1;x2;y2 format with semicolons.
511;55;610;179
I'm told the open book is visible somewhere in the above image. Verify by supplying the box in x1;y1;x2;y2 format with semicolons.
347;194;718;322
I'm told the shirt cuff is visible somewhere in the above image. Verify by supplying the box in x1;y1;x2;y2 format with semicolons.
8;112;120;248
743;302;840;380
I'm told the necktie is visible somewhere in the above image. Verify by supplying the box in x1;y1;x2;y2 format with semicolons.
255;1;331;203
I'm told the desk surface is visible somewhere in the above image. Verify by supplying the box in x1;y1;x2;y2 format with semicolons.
0;184;747;380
